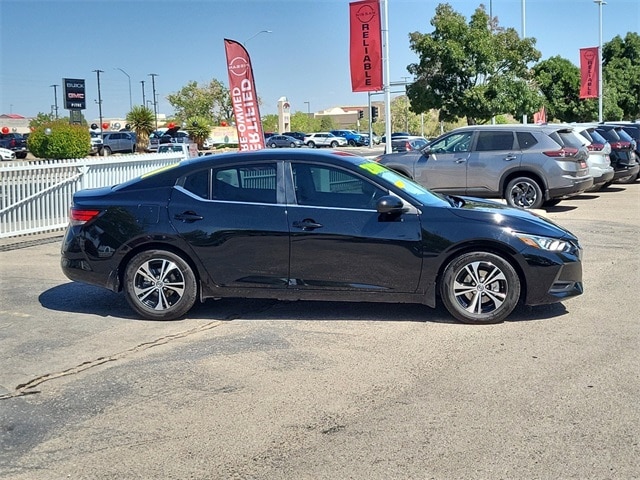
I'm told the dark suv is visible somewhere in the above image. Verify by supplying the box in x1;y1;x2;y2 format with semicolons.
0;132;28;159
594;124;639;184
376;124;593;209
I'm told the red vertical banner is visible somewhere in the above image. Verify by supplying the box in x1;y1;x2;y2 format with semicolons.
533;105;547;124
349;0;383;92
224;39;265;151
579;47;599;99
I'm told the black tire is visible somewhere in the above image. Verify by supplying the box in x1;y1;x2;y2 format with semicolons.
289;142;296;148
124;250;197;321
269;142;277;148
330;141;339;148
307;141;316;148
348;139;356;147
101;146;112;156
16;152;27;159
440;251;520;324
505;176;543;209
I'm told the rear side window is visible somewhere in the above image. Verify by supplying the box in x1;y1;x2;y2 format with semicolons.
475;131;515;151
516;132;538;150
213;164;277;204
183;170;210;199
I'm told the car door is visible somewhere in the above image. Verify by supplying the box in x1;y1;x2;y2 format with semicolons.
168;161;290;288
465;130;520;196
286;161;423;292
413;130;473;194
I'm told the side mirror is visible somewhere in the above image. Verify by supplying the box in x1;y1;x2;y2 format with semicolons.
376;195;406;214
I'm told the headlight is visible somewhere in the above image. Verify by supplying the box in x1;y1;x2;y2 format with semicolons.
514;233;573;252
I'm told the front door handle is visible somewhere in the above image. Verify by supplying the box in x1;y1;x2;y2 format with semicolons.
292;219;323;231
455;158;467;164
174;211;203;223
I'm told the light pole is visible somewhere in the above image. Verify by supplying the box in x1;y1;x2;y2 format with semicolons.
149;73;159;131
594;0;606;122
243;29;272;46
304;101;310;116
115;68;132;111
93;69;104;134
50;84;59;119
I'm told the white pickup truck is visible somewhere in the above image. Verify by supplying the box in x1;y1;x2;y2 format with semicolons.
157;143;199;159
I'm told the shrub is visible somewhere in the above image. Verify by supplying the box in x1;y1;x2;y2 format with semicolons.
28;120;90;159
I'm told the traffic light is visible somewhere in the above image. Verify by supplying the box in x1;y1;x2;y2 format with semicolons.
358;110;364;119
371;106;379;121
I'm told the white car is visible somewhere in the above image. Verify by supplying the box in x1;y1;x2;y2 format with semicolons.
572;125;615;191
0;146;16;161
304;132;348;148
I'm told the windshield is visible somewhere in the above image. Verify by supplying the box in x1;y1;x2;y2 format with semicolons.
357;160;449;207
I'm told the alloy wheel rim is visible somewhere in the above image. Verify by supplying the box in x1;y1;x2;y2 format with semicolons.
133;258;185;310
453;260;508;315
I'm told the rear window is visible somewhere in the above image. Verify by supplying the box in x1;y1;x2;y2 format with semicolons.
588;129;607;144
556;130;584;149
596;128;620;142
475;131;515;151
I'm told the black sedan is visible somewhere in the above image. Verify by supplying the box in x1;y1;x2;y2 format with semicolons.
61;149;583;324
266;134;304;148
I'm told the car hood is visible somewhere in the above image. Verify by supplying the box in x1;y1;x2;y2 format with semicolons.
447;196;577;240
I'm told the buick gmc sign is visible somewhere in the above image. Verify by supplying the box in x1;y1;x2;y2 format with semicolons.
63;78;86;110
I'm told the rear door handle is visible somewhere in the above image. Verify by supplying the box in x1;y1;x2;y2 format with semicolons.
292;219;323;231
504;154;517;161
174;211;203;223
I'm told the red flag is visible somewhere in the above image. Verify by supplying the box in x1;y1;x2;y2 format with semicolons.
224;39;265;151
579;47;599;99
349;0;383;92
533;105;547;124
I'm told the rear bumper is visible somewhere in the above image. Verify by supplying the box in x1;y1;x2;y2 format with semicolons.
548;176;594;200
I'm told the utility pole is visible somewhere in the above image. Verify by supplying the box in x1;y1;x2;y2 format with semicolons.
115;68;132;111
140;80;146;106
93;69;104;134
50;84;59;119
149;73;158;131
594;0;606;122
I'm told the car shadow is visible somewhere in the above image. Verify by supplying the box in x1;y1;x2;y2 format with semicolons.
39;283;570;325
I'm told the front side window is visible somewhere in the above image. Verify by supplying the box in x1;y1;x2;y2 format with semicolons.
213;163;277;204
292;163;385;209
430;131;473;153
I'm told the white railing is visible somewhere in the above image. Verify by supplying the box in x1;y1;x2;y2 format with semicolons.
0;153;185;239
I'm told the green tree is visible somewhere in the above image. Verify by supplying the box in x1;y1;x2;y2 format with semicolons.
533;56;598;122
167;79;231;125
603;32;640;120
126;105;155;152
261;114;278;132
406;3;541;124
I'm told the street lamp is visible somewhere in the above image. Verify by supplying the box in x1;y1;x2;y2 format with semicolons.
244;29;272;46
304;101;310;116
140;80;146;106
115;67;132;111
594;0;606;122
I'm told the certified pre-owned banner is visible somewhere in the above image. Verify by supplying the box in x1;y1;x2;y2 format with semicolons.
579;47;599;99
224;39;265;151
349;0;383;92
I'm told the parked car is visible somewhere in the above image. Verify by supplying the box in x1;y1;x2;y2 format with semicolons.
304;132;348;148
61;149;584;325
101;131;136;155
330;129;368;146
381;132;410;144
89;131;103;155
375;124;594;210
392;136;429;153
282;132;307;142
266;135;304;148
571;126;614;191
0;132;28;159
0;146;16;160
593;124;639;184
607;122;640;157
158;143;200;159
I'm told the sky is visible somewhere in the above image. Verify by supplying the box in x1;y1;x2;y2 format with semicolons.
1;0;638;123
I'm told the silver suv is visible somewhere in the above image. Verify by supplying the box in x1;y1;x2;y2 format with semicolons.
376;124;593;209
101;131;136;155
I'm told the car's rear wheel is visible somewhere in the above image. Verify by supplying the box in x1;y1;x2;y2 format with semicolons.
124;250;197;321
505;176;543;209
440;251;520;324
269;142;277;148
101;146;112;156
307;141;316;148
330;141;339;148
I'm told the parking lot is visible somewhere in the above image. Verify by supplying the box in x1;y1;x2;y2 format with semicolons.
1;183;638;479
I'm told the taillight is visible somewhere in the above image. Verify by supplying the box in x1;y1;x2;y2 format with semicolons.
69;207;101;225
609;141;629;150
404;141;411;150
587;142;605;152
543;147;579;158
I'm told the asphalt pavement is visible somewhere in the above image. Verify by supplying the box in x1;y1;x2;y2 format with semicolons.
0;182;638;479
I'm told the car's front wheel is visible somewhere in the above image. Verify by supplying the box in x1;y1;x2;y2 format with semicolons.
440;251;520;324
330;141;339;148
124;250;197;321
505;176;543;209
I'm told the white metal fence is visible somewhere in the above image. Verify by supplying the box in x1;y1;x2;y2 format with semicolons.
0;153;184;239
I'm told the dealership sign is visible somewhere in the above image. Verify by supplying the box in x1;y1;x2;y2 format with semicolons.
63;78;86;110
